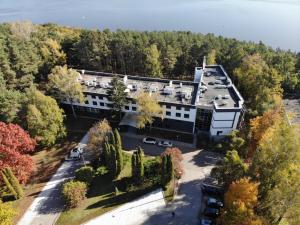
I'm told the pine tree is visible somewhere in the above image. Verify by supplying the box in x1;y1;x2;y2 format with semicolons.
114;129;123;175
161;155;167;186
4;168;24;198
131;152;137;180
137;147;144;182
167;155;174;183
1;171;17;199
109;145;117;179
102;140;110;167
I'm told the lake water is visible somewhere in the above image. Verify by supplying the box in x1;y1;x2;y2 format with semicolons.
0;0;299;51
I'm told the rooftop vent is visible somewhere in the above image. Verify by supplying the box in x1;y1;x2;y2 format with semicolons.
215;85;227;89
163;86;174;95
219;101;228;106
81;70;85;75
123;75;128;84
222;95;230;99
169;80;173;87
179;82;183;88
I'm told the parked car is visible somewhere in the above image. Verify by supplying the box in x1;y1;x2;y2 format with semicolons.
204;207;219;218
143;137;157;144
207;197;223;209
158;140;173;147
69;147;83;159
200;218;214;225
201;183;223;196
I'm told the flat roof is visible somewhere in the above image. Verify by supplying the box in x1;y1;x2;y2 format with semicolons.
76;65;243;109
79;70;198;106
196;65;243;109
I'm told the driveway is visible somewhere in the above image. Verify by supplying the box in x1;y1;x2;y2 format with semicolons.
17;134;89;225
141;149;221;225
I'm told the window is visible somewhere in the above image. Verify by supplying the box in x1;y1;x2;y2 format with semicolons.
176;106;181;110
100;102;105;106
98;96;103;100
176;113;181;117
217;131;223;136
184;114;189;119
125;106;129;110
107;103;113;108
166;111;171;116
131;100;136;104
85;100;89;104
91;95;96;99
166;105;171;109
184;107;190;111
92;101;97;106
132;106;137;111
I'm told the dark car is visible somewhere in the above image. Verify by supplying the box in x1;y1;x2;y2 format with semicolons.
201;184;223;196
200;218;214;225
204;207;219;218
207;197;223;209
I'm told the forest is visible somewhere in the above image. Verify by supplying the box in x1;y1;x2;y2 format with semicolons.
0;21;300;225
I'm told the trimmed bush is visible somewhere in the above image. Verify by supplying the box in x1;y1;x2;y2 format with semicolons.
3;168;24;199
144;157;160;179
95;166;109;177
75;166;94;184
62;180;87;208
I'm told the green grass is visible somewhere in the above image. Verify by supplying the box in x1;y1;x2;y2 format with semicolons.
56;152;158;225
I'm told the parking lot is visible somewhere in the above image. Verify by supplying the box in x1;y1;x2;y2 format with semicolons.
120;132;195;156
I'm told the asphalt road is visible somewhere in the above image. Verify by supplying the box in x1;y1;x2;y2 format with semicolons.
17;134;89;225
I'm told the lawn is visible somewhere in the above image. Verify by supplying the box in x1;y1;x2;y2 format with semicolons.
56;152;160;225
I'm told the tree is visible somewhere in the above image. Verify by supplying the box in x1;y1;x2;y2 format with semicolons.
109;144;117;179
2;167;24;199
62;180;87;208
144;44;162;77
222;130;246;158
26;88;66;146
114;129;123;175
0;202;16;225
234;54;283;114
0;86;23;123
136;91;163;130
87;119;112;152
219;178;262;225
47;65;85;118
107;76;128;119
248;108;281;160
1;171;17;199
10;21;37;40
212;150;248;188
131;147;144;184
162;45;177;76
161;154;174;187
161;147;184;179
206;49;217;65
251;121;300;224
0;122;36;183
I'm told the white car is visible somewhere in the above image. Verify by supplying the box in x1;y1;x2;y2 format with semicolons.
69;147;83;159
142;137;157;144
158;141;173;147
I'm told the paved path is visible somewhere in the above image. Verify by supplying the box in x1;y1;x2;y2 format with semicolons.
17;134;89;225
83;189;166;225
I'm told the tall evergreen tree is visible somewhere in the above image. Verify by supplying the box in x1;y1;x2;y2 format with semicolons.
114;129;123;175
1;170;17;199
109;145;117;179
136;147;144;183
3;167;24;198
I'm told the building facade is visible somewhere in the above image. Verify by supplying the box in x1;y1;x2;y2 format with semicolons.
61;61;244;137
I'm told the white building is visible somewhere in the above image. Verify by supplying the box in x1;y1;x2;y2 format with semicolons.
61;62;244;138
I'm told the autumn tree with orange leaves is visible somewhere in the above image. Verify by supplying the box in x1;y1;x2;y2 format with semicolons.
0;122;36;183
219;178;263;225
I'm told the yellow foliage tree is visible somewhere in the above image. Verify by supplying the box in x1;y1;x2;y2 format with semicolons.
0;202;16;225
220;178;262;225
87;119;112;152
248;108;282;160
136;92;163;130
